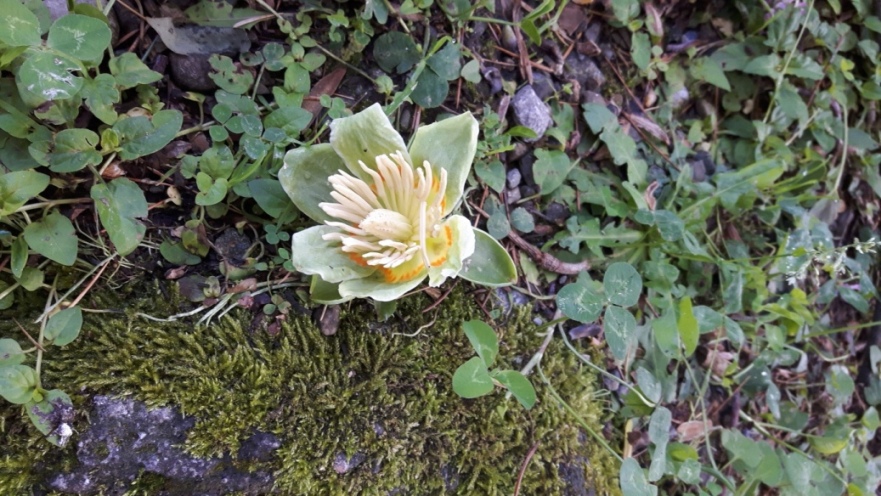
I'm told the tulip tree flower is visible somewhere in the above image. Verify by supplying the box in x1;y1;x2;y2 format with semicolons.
280;103;516;303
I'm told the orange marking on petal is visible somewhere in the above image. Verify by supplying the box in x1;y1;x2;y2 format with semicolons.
348;253;369;267
380;262;426;283
429;225;454;267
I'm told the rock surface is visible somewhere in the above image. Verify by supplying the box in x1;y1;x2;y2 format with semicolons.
49;395;277;495
512;85;552;142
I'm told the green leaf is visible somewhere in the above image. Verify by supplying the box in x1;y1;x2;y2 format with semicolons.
493;370;536;409
290;225;374;283
557;278;604;324
0;0;42;46
533;149;574;194
159;240;201;265
408;110;479;215
690;57;731;91
44;307;82;347
452;356;494;398
23;210;77;266
603;262;642;308
582;103;617;134
25;389;73;446
0;281;14;310
90;178;148;256
620;458;657;496
742;54;781;77
412;68;449;109
264;106;312;137
108;52;163;89
0;170;49;216
678;296;699;357
114;110;184;161
248;178;293;218
462;320;498;368
0;365;38;404
474;159;506;193
631;32;651;71
652;311;679;358
15;266;43;291
16;50;83;106
10;236;27;279
461;59;481;83
459;228;517;287
648;406;672;481
604;305;638;363
208;54;254;94
195;174;227;206
329;103;411;180
280;144;347;224
427;42;461;81
373;31;420;73
309;275;348;305
47;14;111;63
510;207;534;233
81;73;119;124
0;339;25;366
486;209;510;239
42;128;101;173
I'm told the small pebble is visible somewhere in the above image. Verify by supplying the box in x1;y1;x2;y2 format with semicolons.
506;168;522;189
512;85;552;142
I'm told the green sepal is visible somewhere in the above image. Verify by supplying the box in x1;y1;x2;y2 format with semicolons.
279;144;346;224
329;103;410;181
459;228;517;287
408;111;478;215
291;226;374;283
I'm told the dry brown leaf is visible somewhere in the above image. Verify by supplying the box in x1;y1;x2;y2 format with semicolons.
677;420;712;442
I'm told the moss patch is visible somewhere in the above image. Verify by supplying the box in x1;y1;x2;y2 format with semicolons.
0;283;618;494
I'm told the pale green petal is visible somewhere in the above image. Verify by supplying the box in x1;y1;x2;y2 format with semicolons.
408;112;478;215
329;103;410;180
338;272;426;302
280;144;346;224
459;228;517;287
428;215;475;287
291;226;375;283
310;275;354;305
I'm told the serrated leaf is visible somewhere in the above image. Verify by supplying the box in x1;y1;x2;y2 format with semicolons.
690;57;731;90
82;73;119;124
452;356;494;398
108;52;163;89
462;320;498;368
474;159;505;193
23;210;77;266
91;178;148;256
533;149;574;194
44;307;82;346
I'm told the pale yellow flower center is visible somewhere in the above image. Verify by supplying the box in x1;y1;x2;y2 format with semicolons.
319;151;447;269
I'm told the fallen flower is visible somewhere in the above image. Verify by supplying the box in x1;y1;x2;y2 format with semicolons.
280;103;515;303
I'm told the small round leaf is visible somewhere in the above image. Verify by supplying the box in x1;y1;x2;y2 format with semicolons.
48;14;112;63
0;365;38;404
452;356;494;399
462;320;498;368
45;306;83;347
493;370;536;409
603;262;642;307
0;338;25;366
556;279;604;323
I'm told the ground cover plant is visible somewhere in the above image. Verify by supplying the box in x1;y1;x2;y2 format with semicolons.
1;0;881;494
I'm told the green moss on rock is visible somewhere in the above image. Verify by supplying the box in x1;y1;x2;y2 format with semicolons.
0;282;618;494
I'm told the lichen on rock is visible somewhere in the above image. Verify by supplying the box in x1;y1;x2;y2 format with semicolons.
0;282;618;494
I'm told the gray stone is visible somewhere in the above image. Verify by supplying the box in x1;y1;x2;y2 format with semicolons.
506;168;522;189
512;85;552;142
170;53;217;92
49;395;276;495
564;54;605;91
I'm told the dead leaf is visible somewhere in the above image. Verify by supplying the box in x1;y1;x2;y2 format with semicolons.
302;67;346;118
229;278;257;294
625;112;670;144
677;420;712;442
165;266;188;280
146;17;250;55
